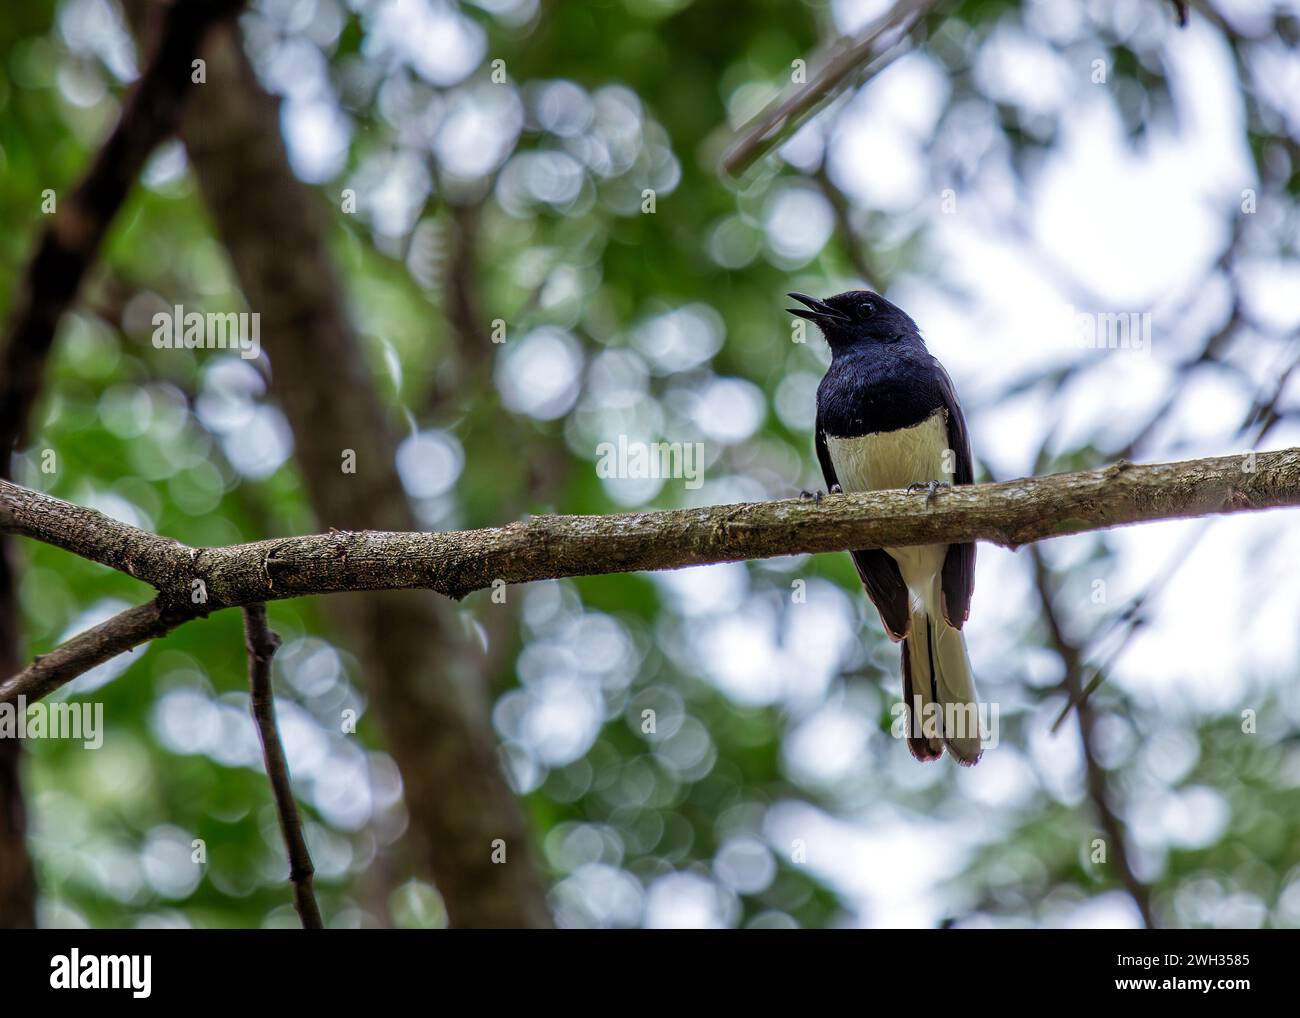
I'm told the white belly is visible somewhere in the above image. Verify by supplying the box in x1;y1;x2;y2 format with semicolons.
825;410;952;603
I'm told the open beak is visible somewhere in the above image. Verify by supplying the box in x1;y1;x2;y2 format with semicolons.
785;292;848;324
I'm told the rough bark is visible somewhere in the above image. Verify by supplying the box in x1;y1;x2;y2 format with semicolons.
4;446;1297;705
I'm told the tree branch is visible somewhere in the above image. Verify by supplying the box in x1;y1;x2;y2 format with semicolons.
0;600;181;704
3;447;1298;704
1029;545;1157;928
813;161;880;290
0;482;190;581
719;0;935;178
242;605;323;930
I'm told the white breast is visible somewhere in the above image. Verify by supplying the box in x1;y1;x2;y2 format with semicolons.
825;409;952;604
824;410;952;493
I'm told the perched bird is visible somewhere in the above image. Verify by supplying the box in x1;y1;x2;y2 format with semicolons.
787;290;982;765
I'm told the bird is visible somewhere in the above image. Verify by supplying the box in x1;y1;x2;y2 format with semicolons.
787;289;982;765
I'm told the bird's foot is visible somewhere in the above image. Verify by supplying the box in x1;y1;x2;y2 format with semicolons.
799;484;841;503
907;480;950;504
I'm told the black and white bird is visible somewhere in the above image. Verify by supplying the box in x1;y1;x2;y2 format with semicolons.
788;290;982;765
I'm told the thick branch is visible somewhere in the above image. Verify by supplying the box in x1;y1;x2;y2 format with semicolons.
243;605;323;930
0;483;189;582
3;448;1298;703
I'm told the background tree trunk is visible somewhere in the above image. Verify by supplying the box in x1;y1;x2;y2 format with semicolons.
146;14;551;927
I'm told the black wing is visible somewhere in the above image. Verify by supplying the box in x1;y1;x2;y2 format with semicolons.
815;427;911;641
936;362;975;628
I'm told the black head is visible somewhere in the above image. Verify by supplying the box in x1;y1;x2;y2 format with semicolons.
786;290;920;350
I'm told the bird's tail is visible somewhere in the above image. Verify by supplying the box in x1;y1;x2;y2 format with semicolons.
900;582;983;765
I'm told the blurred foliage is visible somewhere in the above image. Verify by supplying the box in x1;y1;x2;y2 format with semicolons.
2;0;1299;928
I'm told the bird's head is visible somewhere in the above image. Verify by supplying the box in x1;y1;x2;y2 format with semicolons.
786;290;920;350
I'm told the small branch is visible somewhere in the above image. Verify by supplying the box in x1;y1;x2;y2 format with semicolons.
1030;547;1157;928
242;605;323;930
719;0;935;178
0;600;181;704
3;448;1298;703
813;161;879;290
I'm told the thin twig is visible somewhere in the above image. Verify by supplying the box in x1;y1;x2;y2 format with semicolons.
1029;546;1157;928
719;0;936;178
242;605;323;930
0;600;180;704
812;161;879;290
1050;356;1294;730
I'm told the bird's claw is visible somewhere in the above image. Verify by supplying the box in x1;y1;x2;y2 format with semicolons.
800;483;841;503
907;480;950;504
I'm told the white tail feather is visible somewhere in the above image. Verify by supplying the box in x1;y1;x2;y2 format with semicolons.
901;578;984;765
928;613;983;765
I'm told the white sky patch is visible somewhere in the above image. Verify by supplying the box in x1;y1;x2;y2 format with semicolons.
653;562;750;616
366;0;487;87
396;429;465;499
643;871;736;929
631;304;725;375
1045;891;1145;930
435;84;524;178
281;98;353;183
688;377;767;444
1032;100;1226;306
351;149;432;238
764;800;974;927
974;25;1070;117
495;326;584;420
219;405;294;480
831;0;896;36
1237;258;1300;333
763;185;834;266
782;697;872;786
683;580;854;710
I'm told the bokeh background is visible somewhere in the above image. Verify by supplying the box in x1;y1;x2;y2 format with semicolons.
2;0;1299;928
